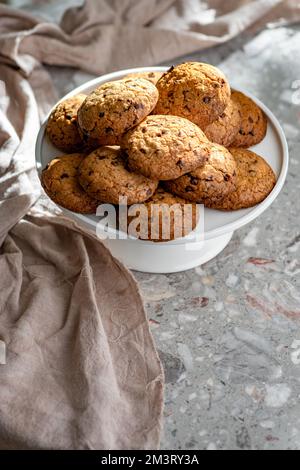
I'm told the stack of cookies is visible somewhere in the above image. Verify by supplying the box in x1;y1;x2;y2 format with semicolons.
42;62;276;241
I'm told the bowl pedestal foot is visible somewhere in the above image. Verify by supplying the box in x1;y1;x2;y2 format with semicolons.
103;231;234;274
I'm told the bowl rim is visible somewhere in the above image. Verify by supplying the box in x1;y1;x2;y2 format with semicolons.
35;66;289;243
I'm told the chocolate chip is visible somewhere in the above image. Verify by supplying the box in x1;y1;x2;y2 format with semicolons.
203;97;211;104
224;174;230;181
239;130;246;135
99;112;105;117
88;170;94;176
97;156;106;160
134;103;144;110
140;148;146;154
248;116;254;123
60;173;69;179
66;115;72;120
185;186;193;192
105;127;113;133
176;159;184;169
167;65;175;73
190;176;198;185
249;131;255;136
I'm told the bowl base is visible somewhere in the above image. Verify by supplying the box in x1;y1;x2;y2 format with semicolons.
103;231;234;274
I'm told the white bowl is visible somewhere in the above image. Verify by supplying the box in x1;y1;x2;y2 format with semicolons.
35;67;289;273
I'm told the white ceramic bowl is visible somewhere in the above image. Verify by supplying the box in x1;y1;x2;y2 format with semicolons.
35;67;289;273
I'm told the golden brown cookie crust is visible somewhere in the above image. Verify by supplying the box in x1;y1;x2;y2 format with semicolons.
204;96;241;147
46;94;87;152
127;187;199;242
164;144;237;204
207;148;276;210
153;62;231;129
78;147;158;205
41;153;99;214
122;115;211;181
77;78;159;146
231;91;267;148
124;71;163;85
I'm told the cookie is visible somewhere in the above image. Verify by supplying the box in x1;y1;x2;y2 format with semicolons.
122;115;211;181
46;94;87;152
126;188;199;242
124;71;163;85
41;153;99;214
77;78;159;146
78;147;158;205
204;96;241;147
164;144;237;205
153;62;231;129
207;148;276;211
231;91;267;147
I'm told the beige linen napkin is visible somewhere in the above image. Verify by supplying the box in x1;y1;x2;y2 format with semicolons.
0;0;299;450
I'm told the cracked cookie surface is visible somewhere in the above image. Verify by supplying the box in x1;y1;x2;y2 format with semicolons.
231;91;267;147
124;71;163;85
122;115;211;180
204;95;241;147
77;78;159;146
206;148;276;210
46;94;87;152
153;62;231;129
41;153;99;213
78;147;158;205
164;144;237;204
127;187;199;242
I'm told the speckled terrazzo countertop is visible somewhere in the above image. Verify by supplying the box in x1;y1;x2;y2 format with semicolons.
47;24;300;450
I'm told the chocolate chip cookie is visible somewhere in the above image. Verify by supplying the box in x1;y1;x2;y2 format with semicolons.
122;115;211;181
153;62;231;129
164;144;237;205
204;95;241;147
78;147;158;205
41;153;99;213
124;71;163;85
46;94;87;152
127;187;199;242
77;78;159;146
207;148;276;210
231;91;267;148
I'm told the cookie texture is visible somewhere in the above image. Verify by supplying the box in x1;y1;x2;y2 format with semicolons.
153;62;231;129
207;148;276;211
41;153;99;214
77;78;159;146
127;188;199;242
78;147;158;205
204;96;241;147
46;94;87;152
164;144;237;204
231;90;267;147
124;71;163;85
122;115;211;181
